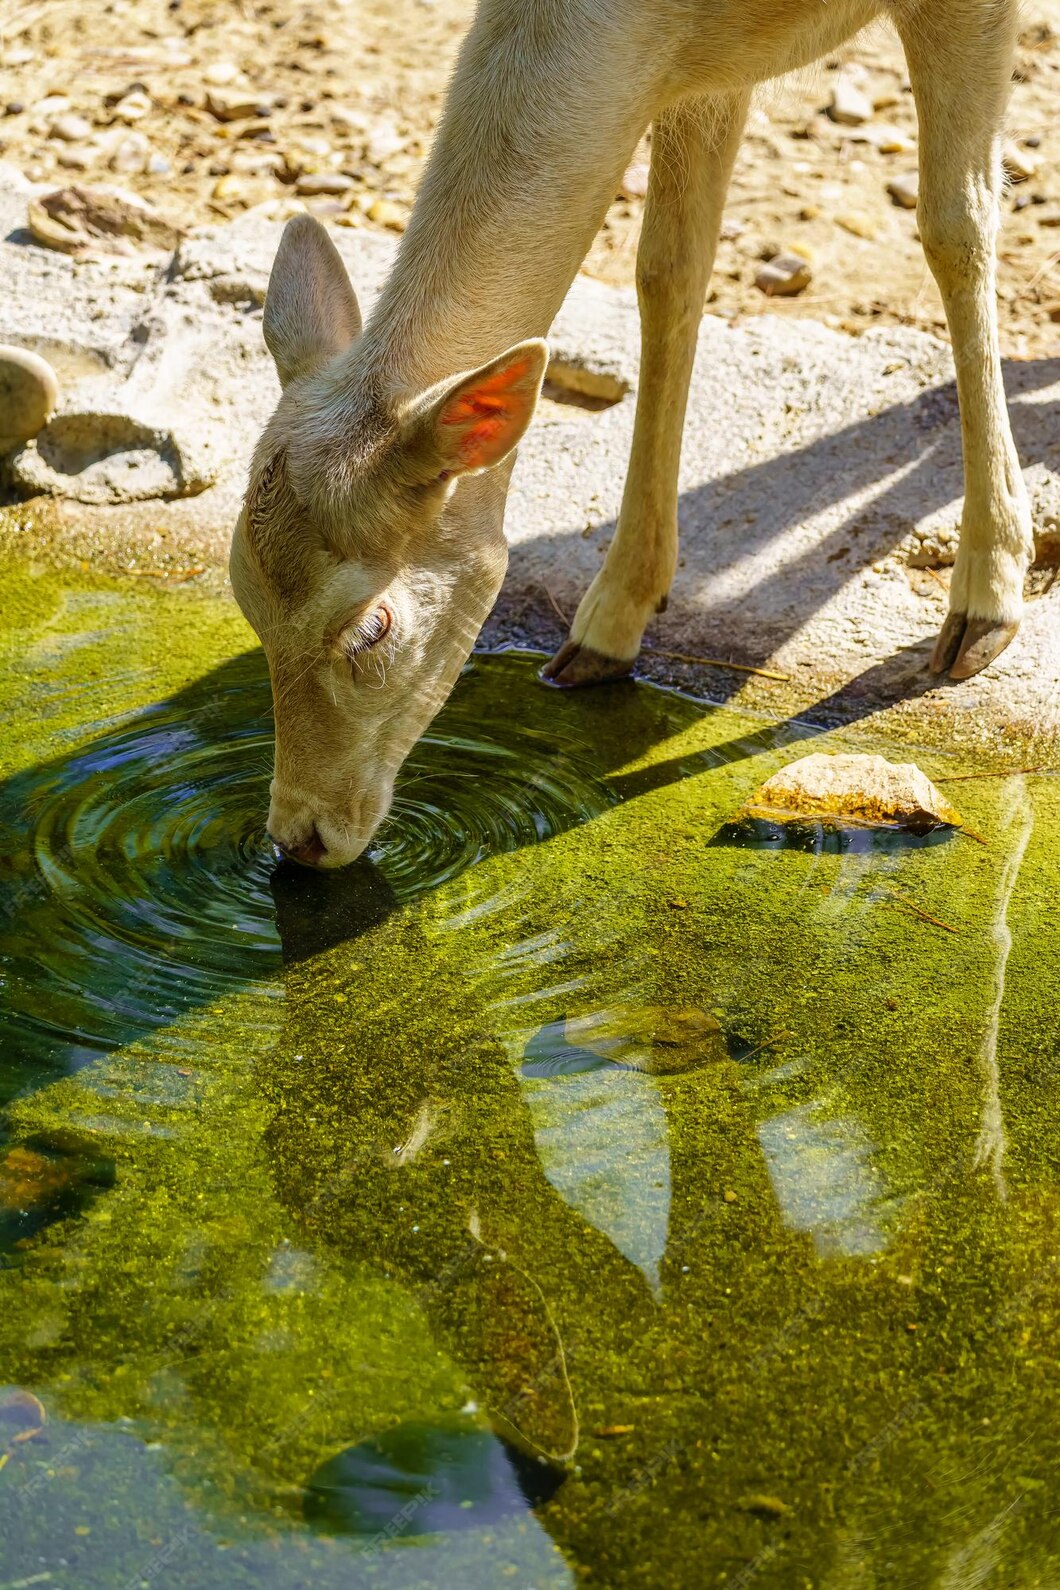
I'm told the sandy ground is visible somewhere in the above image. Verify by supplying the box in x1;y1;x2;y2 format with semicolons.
1;0;1058;353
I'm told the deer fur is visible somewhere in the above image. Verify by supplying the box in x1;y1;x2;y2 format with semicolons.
231;0;1034;867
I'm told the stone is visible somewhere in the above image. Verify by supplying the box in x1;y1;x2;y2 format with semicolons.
1002;141;1038;184
27;186;181;257
0;345;59;448
50;112;92;143
365;121;405;164
206;88;273;123
754;254;812;296
367;197;406;232
56;147;95;172
203;61;242;87
619;161;649;200
296;172;356;195
12;410;215;504
110;90;151;124
109;132;150;174
741;753;964;833
887;171;919;210
827;78;873;126
835;210;879;240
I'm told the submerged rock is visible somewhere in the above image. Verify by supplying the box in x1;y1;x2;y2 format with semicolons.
742;752;963;833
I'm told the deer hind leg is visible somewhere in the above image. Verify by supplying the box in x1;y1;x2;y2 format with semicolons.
898;2;1034;680
542;91;749;687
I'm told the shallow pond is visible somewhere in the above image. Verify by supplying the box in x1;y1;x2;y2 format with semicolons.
0;562;1057;1589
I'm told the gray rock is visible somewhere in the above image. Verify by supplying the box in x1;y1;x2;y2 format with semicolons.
11;410;213;503
0;344;59;448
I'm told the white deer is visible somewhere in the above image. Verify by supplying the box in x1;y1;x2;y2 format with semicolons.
231;0;1034;868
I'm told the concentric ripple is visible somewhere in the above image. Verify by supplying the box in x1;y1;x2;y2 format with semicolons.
0;653;616;1087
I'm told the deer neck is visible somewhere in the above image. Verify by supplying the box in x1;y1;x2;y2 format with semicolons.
350;6;659;394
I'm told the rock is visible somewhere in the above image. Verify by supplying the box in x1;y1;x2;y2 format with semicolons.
828;78;873;126
110;90;151;124
11;411;215;503
109;131;150;174
203;61;242;87
56;147;96;172
27;186;182;257
754;254;812;297
365;121;406;164
835;210;879;240
207;272;268;307
0;345;59;448
206;88;273;123
296;171;355;195
1002;141;1038;183
849;123;916;154
367;197;406;232
887;171;919;210
741;753;964;833
50;112;92;143
619;161;650;200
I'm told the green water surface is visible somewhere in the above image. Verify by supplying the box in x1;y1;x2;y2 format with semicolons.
0;562;1057;1589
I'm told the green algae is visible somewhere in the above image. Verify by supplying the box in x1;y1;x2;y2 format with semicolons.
0;559;1058;1587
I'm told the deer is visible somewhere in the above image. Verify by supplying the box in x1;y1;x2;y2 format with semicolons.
230;0;1035;868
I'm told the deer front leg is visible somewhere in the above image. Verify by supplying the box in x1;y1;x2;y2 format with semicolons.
899;4;1034;680
543;92;748;687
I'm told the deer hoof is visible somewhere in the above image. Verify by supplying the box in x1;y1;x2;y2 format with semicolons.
930;612;1020;679
540;639;635;688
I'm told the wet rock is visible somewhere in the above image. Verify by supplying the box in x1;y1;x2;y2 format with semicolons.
50;112;93;142
0;345;59;448
828;78;873;126
0;1387;45;1447
742;752;963;833
754;253;812;297
27;185;182;257
887;171;919;210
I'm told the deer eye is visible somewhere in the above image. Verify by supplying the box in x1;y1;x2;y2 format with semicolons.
342;605;392;658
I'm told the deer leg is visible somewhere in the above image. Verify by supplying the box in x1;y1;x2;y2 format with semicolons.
899;3;1034;680
543;92;748;687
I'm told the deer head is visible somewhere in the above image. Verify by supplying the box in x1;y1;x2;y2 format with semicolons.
230;216;547;868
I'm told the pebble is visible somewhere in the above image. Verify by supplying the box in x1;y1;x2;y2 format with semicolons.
110;90;151;124
203;61;242;87
50;112;93;143
1002;141;1038;183
295;171;355;195
835;210;878;240
887;171;919;209
27;185;181;256
619;161;650;200
0;344;59;447
110;132;150;174
57;147;95;171
365;121;405;164
206;88;273;123
828;78;873;126
755;254;812;296
367;197;406;231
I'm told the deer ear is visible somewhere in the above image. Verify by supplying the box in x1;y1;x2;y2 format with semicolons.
264;215;362;387
410;340;549;479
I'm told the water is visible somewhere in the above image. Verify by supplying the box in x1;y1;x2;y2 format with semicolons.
0;563;1058;1588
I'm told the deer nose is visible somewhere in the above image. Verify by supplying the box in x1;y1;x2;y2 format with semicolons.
274;825;327;868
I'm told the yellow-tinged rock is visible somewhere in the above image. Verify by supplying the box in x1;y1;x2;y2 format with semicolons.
744;752;963;832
